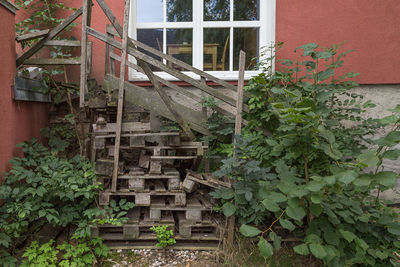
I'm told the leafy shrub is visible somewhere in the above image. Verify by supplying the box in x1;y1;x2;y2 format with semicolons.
211;43;400;266
0;139;133;265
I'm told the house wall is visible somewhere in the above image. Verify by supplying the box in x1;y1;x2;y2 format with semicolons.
276;0;400;84
28;0;399;85
0;4;49;179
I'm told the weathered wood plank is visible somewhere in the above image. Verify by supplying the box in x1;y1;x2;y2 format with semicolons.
93;122;151;133
16;29;50;42
16;7;83;67
139;59;196;140
112;0;131;192
80;0;89;107
104;74;209;135
235;51;246;136
44;40;81;46
228;50;246;246
23;58;81;65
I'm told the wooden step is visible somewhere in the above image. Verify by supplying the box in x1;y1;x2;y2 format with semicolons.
99;190;186;207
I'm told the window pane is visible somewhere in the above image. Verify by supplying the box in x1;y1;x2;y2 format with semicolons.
204;0;230;21
234;0;260;21
137;29;163;71
203;28;229;71
137;0;163;23
167;0;192;22
233;28;259;70
167;29;193;68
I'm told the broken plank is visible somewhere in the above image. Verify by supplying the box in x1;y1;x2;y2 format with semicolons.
44;40;81;46
23;58;81;65
93;122;151;133
112;0;131;192
104;74;209;135
16;29;50;42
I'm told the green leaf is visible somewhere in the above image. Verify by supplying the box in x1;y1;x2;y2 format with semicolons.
387;225;400;236
306;181;325;192
286;206;306;221
221;202;236;217
384;149;400;160
310;204;323;216
295;43;318;56
310;194;322;204
339;229;356;243
293;244;310;255
258;237;273;259
375;131;400;147
353;174;373;187
336;170;358;185
269;192;287;203
309;243;327;259
279;219;295;231
262;199;281;212
355;237;369;251
239;224;261;237
375;171;397;187
357;150;379;167
269;232;282;251
324;231;340;246
320;143;342;160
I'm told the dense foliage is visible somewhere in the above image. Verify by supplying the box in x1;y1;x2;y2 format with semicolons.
0;137;133;265
211;43;400;266
21;238;108;266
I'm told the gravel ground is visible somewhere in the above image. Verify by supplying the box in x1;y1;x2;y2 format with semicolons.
106;249;219;267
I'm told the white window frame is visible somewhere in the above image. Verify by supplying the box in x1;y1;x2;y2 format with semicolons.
128;0;275;81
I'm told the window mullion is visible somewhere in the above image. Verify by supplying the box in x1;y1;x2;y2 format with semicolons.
229;0;234;72
192;0;202;71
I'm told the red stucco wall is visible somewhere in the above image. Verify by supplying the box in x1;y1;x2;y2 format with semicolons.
0;5;49;178
276;0;400;84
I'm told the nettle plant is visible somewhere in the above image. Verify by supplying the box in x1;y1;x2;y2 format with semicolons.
211;43;400;266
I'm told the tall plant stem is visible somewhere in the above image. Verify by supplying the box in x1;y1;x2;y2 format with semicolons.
51;76;83;155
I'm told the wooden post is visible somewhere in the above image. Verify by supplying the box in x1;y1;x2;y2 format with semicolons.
111;0;130;192
227;50;246;245
201;76;210;173
80;0;89;107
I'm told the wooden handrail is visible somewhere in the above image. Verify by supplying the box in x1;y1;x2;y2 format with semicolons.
87;26;249;113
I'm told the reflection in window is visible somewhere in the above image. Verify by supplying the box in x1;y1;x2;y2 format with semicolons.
203;28;229;71
137;29;163;71
167;29;193;69
167;0;192;22
234;0;260;21
137;0;163;23
204;0;230;21
233;28;259;70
